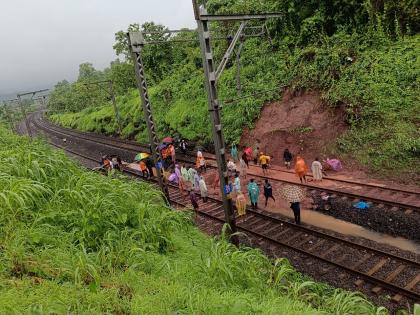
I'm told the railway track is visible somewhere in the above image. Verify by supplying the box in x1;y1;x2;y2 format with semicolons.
29;113;420;305
32;113;420;214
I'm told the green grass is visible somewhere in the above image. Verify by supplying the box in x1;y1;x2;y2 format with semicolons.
0;125;396;314
49;33;419;177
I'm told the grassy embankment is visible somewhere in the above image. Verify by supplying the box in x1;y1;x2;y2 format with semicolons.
0;126;392;314
50;31;419;178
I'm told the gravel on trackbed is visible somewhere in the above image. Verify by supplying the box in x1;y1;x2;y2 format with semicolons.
28;116;419;314
310;192;420;242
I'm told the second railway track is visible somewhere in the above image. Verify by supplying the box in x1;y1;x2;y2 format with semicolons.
30;117;420;306
32;112;420;214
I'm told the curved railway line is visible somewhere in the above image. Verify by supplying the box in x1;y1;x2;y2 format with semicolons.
28;112;420;306
33;113;420;214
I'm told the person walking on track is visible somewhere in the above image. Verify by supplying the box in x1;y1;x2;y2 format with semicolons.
263;179;275;207
311;157;323;181
259;152;270;175
236;192;247;217
189;189;199;219
295;156;308;183
283;148;293;169
247;179;260;209
199;175;208;202
290;201;301;224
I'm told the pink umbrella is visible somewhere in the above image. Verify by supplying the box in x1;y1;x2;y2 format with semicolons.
162;137;173;144
244;147;253;158
326;158;342;171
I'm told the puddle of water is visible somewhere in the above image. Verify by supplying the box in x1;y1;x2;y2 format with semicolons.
267;199;420;254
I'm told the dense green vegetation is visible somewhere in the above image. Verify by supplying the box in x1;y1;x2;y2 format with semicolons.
0;127;393;314
48;0;419;176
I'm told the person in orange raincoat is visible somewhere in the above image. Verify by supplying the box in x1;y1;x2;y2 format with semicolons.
139;160;149;179
295;156;308;183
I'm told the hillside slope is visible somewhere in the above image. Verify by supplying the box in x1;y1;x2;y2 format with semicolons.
50;33;419;177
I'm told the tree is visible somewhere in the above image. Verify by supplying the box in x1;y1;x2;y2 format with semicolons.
78;63;102;82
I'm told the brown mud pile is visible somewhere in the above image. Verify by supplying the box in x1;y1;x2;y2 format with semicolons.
241;90;347;164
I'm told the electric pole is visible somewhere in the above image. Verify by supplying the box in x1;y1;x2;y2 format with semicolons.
193;2;238;244
192;1;281;245
127;31;170;203
17;89;48;137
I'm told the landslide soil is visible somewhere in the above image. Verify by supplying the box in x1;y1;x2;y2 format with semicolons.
240;90;418;186
241;89;347;166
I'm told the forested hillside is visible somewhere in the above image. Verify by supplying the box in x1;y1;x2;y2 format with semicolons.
48;0;419;175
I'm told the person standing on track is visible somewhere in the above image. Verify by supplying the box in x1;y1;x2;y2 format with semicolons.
179;139;187;155
169;143;176;165
236;192;247;216
311;157;323;182
253;145;260;165
198;155;207;173
227;160;237;177
239;156;247;179
175;164;184;194
295;156;308;183
193;169;200;193
231;144;238;162
259;152;270;175
241;151;249;169
189;189;199;219
283;148;293;169
233;172;241;195
290;201;301;224
145;157;154;178
212;171;220;195
247;179;260;209
139;159;149;179
263;179;275;207
199;175;208;202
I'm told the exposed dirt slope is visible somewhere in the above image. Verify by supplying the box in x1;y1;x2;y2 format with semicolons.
241;90;347;164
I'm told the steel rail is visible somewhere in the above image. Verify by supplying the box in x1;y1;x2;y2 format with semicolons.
33;113;420;213
31;118;420;302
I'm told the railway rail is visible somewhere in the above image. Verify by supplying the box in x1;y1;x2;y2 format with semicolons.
29;113;420;305
32;113;420;214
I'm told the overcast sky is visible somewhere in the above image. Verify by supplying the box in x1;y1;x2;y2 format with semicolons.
0;0;196;98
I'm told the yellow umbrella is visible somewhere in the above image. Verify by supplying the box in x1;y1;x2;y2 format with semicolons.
279;184;306;203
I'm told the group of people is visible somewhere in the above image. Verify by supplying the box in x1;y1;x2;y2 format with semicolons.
132;139;340;226
100;155;122;172
231;144;325;184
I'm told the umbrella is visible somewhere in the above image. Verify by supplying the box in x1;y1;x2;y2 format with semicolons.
134;152;150;161
158;143;168;151
279;184;306;203
326;158;342;171
244;147;253;157
162;137;173;144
